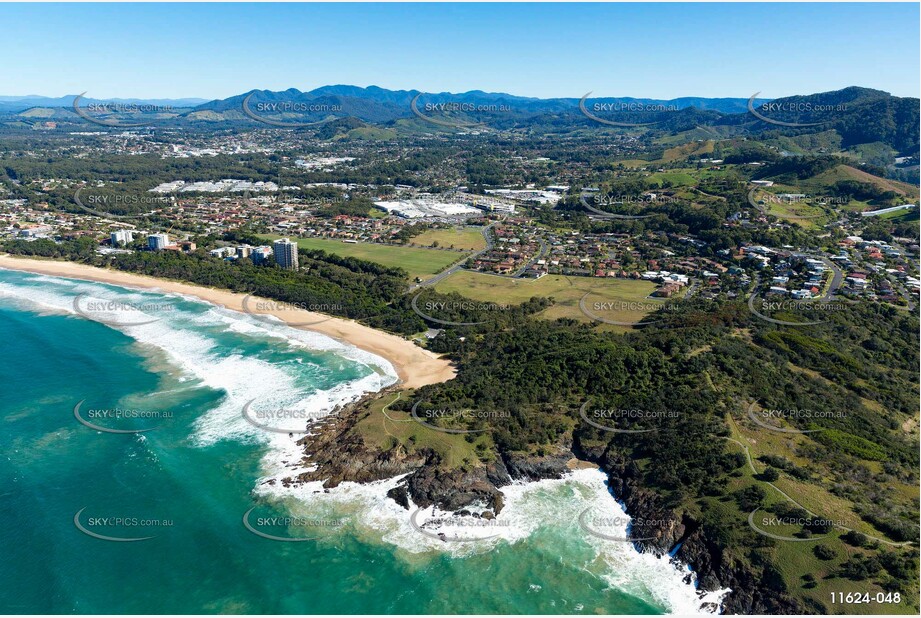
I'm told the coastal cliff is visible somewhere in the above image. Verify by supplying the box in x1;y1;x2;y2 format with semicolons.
280;389;571;513
576;439;804;615
268;393;802;615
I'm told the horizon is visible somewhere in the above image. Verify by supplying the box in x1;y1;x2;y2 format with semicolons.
1;3;918;100
0;83;913;104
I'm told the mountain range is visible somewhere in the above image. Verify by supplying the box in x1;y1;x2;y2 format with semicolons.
0;87;760;114
2;85;918;157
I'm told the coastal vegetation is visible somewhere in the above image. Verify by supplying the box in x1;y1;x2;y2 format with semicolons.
4;235;916;613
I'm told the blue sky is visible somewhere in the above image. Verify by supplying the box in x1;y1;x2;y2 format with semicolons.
2;3;918;100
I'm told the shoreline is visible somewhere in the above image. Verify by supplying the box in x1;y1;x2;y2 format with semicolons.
0;254;727;613
0;254;456;390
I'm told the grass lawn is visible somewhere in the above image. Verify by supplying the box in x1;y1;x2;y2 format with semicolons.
434;272;661;328
646;170;698;187
659;141;715;162
613;159;653;168
727;411;884;539
259;235;464;280
411;227;486;251
750;187;828;225
720;424;915;614
355;391;488;470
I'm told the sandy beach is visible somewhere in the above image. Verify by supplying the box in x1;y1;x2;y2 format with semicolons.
0;255;456;389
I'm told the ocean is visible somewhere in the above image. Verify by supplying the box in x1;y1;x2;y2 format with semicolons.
0;268;727;614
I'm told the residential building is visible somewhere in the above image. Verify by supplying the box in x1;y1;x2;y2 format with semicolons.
111;230;135;246
273;238;299;270
147;233;170;251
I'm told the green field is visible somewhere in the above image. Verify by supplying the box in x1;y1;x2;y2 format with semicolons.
411;227;486;251
355;392;489;470
434;271;662;327
646;170;698;187
259;235;464;280
750;187;829;225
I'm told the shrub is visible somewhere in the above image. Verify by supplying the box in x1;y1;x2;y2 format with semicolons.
813;544;837;560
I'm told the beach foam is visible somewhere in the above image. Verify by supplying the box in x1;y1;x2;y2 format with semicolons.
0;271;397;449
1;268;727;614
257;461;729;614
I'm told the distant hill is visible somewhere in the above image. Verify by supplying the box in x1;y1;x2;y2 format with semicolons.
810;163;920;199
0;95;207;112
1;86;915;166
722;86;920;155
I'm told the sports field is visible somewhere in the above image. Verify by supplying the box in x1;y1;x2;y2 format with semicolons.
411;227;486;251
434;271;663;327
260;235;464;279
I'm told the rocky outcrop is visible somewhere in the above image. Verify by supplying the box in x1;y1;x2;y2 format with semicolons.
500;451;571;482
270;391;570;516
271;393;801;614
578;438;804;614
281;388;427;488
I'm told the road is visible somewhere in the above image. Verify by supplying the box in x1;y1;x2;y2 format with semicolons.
412;223;495;289
819;257;843;299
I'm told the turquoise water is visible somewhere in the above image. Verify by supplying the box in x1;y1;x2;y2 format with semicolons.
0;268;716;614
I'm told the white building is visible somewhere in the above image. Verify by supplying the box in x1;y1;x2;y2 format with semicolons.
147;233;170;251
273;238;299;270
252;246;273;265
111;230;135;246
209;247;234;258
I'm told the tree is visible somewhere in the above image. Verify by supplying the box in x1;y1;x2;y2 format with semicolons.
760;467;780;482
813;544;837;560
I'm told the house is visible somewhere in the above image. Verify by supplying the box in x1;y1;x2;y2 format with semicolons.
654;283;682;298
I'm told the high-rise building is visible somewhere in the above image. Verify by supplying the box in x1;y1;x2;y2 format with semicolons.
111;230;135;246
148;233;170;251
273;238;299;270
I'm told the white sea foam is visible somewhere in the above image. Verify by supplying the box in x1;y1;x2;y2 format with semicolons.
1;269;728;613
257;462;729;614
0;270;398;449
